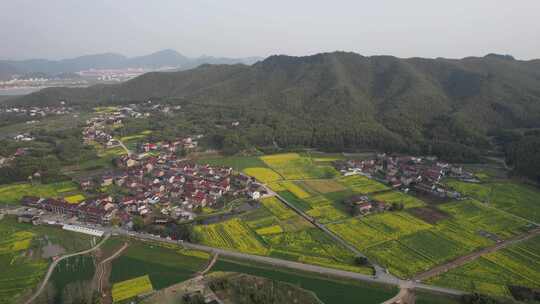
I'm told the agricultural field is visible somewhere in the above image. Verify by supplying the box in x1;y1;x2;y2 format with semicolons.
260;197;296;220
361;212;432;239
0;181;81;205
110;241;210;290
337;175;389;194
445;180;540;223
438;199;529;239
299;179;346;193
427;235;540;297
327;218;391;249
48;255;96;303
112;275;153;303
366;240;434;278
372;191;425;209
306;204;348;223
243;167;282;183
194;218;268;255
261;153;338;180
213;258;395;304
399;230;470;264
278;181;311;198
64;194;85;204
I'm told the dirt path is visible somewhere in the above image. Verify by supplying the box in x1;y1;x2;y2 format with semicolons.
197;252;219;276
96;242;129;293
24;234;110;304
413;227;540;281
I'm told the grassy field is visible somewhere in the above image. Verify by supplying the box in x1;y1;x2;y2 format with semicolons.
337;175;389;194
212;257;395;304
0;216;96;304
49;255;96;303
445;180;540;223
112;275;153;303
0;181;81;205
299;179;346;194
372;191;425;209
110;241;210;290
260;197;296;220
427;235;540;297
438;199;529;239
261;153;338;180
243;167;282;183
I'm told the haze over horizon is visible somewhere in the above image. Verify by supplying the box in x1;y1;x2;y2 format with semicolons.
1;0;540;61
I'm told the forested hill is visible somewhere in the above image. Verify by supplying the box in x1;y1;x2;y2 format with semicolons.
10;52;540;160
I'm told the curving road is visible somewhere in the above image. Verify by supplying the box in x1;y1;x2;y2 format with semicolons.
24;234;110;304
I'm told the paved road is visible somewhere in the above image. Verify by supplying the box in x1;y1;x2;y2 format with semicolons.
25;234;110;304
413;227;540;281
109;228;464;297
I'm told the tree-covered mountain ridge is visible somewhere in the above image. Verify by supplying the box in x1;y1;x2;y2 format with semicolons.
11;51;540;159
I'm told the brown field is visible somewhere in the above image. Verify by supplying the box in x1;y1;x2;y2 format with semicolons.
407;206;450;224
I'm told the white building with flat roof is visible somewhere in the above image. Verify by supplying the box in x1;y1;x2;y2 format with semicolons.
62;224;104;237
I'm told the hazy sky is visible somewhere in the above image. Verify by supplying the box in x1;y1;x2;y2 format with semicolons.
1;0;539;60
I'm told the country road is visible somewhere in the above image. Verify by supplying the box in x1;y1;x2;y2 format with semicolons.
413;227;540;281
24;234;111;304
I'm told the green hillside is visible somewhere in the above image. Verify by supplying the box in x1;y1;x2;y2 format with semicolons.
9;52;540;161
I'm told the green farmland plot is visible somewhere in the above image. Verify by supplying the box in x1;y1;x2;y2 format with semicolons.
399;230;470;264
427;235;540;297
366;240;434;278
337;175;389;194
362;212;432;239
261;153;338;180
372;191;425;209
327;218;391;250
438;200;529;239
110;241;210;290
0;181;80;205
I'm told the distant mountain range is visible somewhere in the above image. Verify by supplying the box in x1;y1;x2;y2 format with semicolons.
10;51;540;159
0;49;262;80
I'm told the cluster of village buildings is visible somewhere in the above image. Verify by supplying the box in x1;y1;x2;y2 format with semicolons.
0;105;72;117
336;154;475;200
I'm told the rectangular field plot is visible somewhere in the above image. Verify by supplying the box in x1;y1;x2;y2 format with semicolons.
306;205;348;223
194;218;268;255
438;200;529;239
327;218;391;250
372;191;425;209
261;197;296;220
279;181;311;198
261;153;338;179
304;195;333;207
0;181;80;205
433;220;493;251
278;191;312;211
337;175;389;194
243;167;282;183
362;212;432;239
399;230;470;264
366;241;434;278
112;275;153;303
300;179;346;194
197;156;268;171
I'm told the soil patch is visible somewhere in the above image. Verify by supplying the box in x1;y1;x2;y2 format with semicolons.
407;206;449;224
